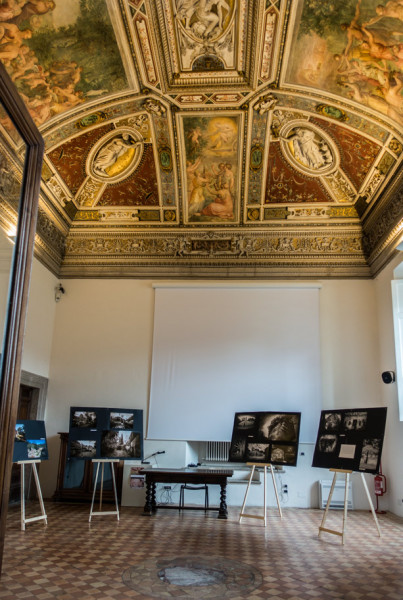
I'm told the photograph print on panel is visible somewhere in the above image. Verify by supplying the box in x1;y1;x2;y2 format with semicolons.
270;444;297;465
343;410;367;432
359;438;382;471
109;411;134;430
321;411;342;432
246;442;270;462
259;412;300;443
101;430;141;459
228;436;246;461
70;408;98;429
235;413;257;430
69;436;98;459
27;439;48;459
15;423;26;442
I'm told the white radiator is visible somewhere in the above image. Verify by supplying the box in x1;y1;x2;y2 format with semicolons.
204;441;230;462
319;479;353;510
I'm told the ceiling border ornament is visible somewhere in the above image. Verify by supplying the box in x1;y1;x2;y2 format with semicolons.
363;174;403;276
59;225;369;279
147;0;265;92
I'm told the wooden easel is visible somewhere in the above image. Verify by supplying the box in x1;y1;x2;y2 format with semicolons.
318;468;381;544
17;460;47;531
239;463;282;527
89;459;120;522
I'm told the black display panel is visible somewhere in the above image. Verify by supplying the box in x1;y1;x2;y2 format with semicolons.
13;420;48;462
68;407;143;460
228;411;301;466
312;407;387;474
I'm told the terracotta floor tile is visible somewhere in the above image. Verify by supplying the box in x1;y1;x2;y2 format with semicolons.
0;504;401;599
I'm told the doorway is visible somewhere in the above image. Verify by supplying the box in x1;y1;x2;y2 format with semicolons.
8;372;48;504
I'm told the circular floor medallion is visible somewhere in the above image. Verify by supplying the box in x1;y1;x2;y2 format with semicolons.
122;555;263;598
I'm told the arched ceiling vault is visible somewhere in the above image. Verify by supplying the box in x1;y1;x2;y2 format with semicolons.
0;0;402;278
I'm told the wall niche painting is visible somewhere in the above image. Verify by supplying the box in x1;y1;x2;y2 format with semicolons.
229;411;301;466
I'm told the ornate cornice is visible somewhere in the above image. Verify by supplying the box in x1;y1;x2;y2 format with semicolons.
363;175;403;272
59;226;369;278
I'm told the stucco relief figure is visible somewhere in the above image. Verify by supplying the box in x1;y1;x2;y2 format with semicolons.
284;127;333;171
254;93;278;115
93;134;139;177
143;98;166;116
176;0;231;39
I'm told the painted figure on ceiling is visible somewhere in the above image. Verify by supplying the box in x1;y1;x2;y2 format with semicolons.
288;0;403;124
201;184;234;218
176;0;231;39
0;0;126;126
285;128;329;170
93;134;139;177
188;166;209;217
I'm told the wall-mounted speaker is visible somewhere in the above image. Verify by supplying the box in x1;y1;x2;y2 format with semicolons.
381;371;395;384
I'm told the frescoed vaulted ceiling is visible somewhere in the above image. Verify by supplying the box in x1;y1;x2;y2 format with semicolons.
0;0;402;278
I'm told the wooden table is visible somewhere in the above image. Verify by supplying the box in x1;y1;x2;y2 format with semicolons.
142;468;233;519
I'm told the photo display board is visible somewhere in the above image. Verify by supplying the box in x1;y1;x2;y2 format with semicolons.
229;411;301;466
68;407;143;460
312;407;387;474
13;420;48;462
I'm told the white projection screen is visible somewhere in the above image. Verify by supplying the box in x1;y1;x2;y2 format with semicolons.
148;285;322;443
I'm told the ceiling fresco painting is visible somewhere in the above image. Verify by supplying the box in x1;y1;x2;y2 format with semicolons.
0;0;401;279
0;0;131;127
181;113;241;223
286;0;403;126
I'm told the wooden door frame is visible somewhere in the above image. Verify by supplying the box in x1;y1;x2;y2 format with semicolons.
0;62;44;574
20;371;48;420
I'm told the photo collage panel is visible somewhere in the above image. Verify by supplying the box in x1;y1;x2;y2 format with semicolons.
312;407;387;474
13;420;49;462
228;411;301;466
68;406;143;460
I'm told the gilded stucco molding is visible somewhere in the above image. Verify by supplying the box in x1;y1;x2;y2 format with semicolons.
34;208;66;274
59;227;368;279
363;178;403;274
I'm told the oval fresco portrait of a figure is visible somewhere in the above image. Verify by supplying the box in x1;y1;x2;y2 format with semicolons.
175;0;235;42
280;123;339;177
89;130;143;183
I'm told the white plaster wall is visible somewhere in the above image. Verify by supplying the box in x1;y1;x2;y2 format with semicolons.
39;279;155;497
319;280;382;409
21;259;58;377
36;277;389;514
374;253;403;517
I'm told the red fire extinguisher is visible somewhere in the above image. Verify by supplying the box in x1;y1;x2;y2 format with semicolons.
374;473;386;496
373;463;387;514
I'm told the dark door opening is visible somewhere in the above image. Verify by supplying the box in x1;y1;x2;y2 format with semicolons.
9;384;37;504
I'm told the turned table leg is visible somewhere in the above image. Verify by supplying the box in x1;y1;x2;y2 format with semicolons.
218;483;228;519
143;479;154;515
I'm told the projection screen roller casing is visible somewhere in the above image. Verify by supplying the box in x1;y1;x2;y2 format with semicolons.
148;286;321;443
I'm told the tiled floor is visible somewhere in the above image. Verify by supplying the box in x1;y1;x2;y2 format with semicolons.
0;502;402;599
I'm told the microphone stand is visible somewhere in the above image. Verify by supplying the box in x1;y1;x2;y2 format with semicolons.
141;450;165;465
